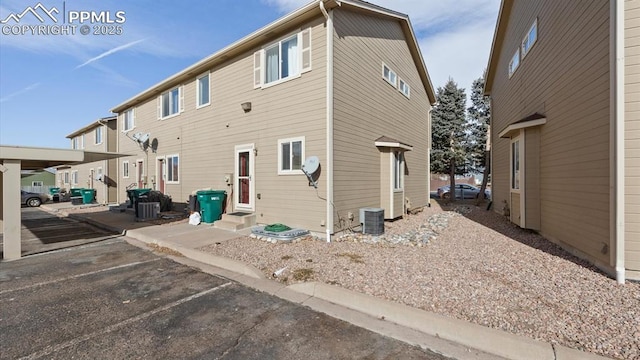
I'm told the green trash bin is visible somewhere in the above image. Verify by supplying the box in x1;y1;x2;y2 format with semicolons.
80;189;96;204
70;188;83;197
49;187;61;196
196;190;226;223
127;188;151;208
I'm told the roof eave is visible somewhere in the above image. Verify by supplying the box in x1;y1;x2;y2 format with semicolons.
484;0;513;96
66;116;117;139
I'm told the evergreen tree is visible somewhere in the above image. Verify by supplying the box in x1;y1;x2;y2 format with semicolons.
430;79;467;201
467;72;492;203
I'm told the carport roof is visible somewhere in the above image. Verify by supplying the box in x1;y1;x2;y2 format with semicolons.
0;145;130;170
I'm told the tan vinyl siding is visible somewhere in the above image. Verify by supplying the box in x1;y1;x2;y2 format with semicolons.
626;0;640;272
525;127;541;230
333;9;430;231
490;0;611;264
510;192;521;225
117;18;328;232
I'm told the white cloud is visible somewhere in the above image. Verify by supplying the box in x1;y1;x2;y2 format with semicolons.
75;39;145;69
263;0;501;97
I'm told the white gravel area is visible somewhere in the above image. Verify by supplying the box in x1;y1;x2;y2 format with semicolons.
200;201;640;360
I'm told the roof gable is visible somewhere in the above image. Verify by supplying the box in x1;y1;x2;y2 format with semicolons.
484;0;513;95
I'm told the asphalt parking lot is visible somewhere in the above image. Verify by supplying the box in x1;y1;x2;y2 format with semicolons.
0;210;450;360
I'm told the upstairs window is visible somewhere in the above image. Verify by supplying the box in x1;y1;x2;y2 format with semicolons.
382;63;397;87
197;73;210;108
399;79;410;98
95;126;103;144
71;137;79;149
522;19;538;58
123;109;135;131
508;49;520;78
159;87;183;119
254;28;312;88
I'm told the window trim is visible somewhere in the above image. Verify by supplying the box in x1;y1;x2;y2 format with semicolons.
277;136;305;175
398;78;410;98
521;18;538;58
64;171;69;184
123;108;135;132
95;126;103;145
165;154;180;184
159;86;183;120
32;180;43;187
122;160;130;179
392;150;404;191
262;33;301;88
510;136;522;193
71;170;79;185
255;28;311;89
196;72;211;109
508;49;520;78
382;63;397;88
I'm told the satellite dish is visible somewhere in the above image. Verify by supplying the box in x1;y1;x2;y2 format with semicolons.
138;133;150;144
301;156;321;188
302;156;320;174
132;132;143;142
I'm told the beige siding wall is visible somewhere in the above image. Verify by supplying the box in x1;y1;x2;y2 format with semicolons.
525;128;541;230
510;192;521;225
332;9;431;231
490;0;611;265
65;123;115;204
117;18;328;232
625;0;640;272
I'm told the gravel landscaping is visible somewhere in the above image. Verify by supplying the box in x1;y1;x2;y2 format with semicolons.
200;201;640;360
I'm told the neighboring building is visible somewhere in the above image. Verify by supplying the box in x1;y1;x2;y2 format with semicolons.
484;0;639;282
61;116;118;204
20;169;56;191
110;0;436;237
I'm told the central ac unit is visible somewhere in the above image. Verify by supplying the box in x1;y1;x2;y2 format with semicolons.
359;208;384;235
137;202;160;221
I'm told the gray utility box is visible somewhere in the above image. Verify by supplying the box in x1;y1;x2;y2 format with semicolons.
359;208;384;235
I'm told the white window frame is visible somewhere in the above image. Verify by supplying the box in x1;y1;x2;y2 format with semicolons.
159;86;183;120
80;134;85;149
32;180;43;187
95;126;103;145
71;137;79;150
521;18;538;58
64;171;69;184
382;63;397;88
277;136;305;175
399;78;410;98
122;160;130;179
196;72;210;109
71;170;79;185
508;49;520;78
393;150;404;191
254;28;312;89
510;136;522;192
123;108;135;132
166;154;180;184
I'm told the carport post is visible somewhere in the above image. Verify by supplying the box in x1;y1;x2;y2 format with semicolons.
1;160;22;259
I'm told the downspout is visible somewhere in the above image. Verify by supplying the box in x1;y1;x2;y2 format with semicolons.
612;0;625;284
320;1;335;242
97;119;109;204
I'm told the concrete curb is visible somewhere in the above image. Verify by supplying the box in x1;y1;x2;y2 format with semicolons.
287;282;612;360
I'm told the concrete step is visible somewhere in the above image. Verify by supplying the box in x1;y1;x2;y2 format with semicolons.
214;212;255;231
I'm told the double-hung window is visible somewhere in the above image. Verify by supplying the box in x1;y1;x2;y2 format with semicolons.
196;73;210;108
122;161;130;178
159;87;182;119
254;28;311;88
399;79;410;98
123;109;135;131
95;126;103;144
64;171;69;184
71;170;78;185
393;151;404;190
278;137;304;174
71;137;79;149
166;155;179;183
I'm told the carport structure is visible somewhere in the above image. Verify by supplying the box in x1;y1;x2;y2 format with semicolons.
0;145;128;260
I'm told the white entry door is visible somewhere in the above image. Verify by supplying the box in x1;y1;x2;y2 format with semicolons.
234;144;255;211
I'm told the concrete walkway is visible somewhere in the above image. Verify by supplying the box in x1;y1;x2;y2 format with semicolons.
40;203;613;360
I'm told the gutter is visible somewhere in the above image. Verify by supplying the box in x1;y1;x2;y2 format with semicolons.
320;1;335;242
612;0;625;284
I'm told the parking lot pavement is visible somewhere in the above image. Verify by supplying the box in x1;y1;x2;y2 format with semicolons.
0;239;452;360
0;208;120;257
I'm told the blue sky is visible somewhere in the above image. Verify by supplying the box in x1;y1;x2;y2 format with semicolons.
0;0;500;149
